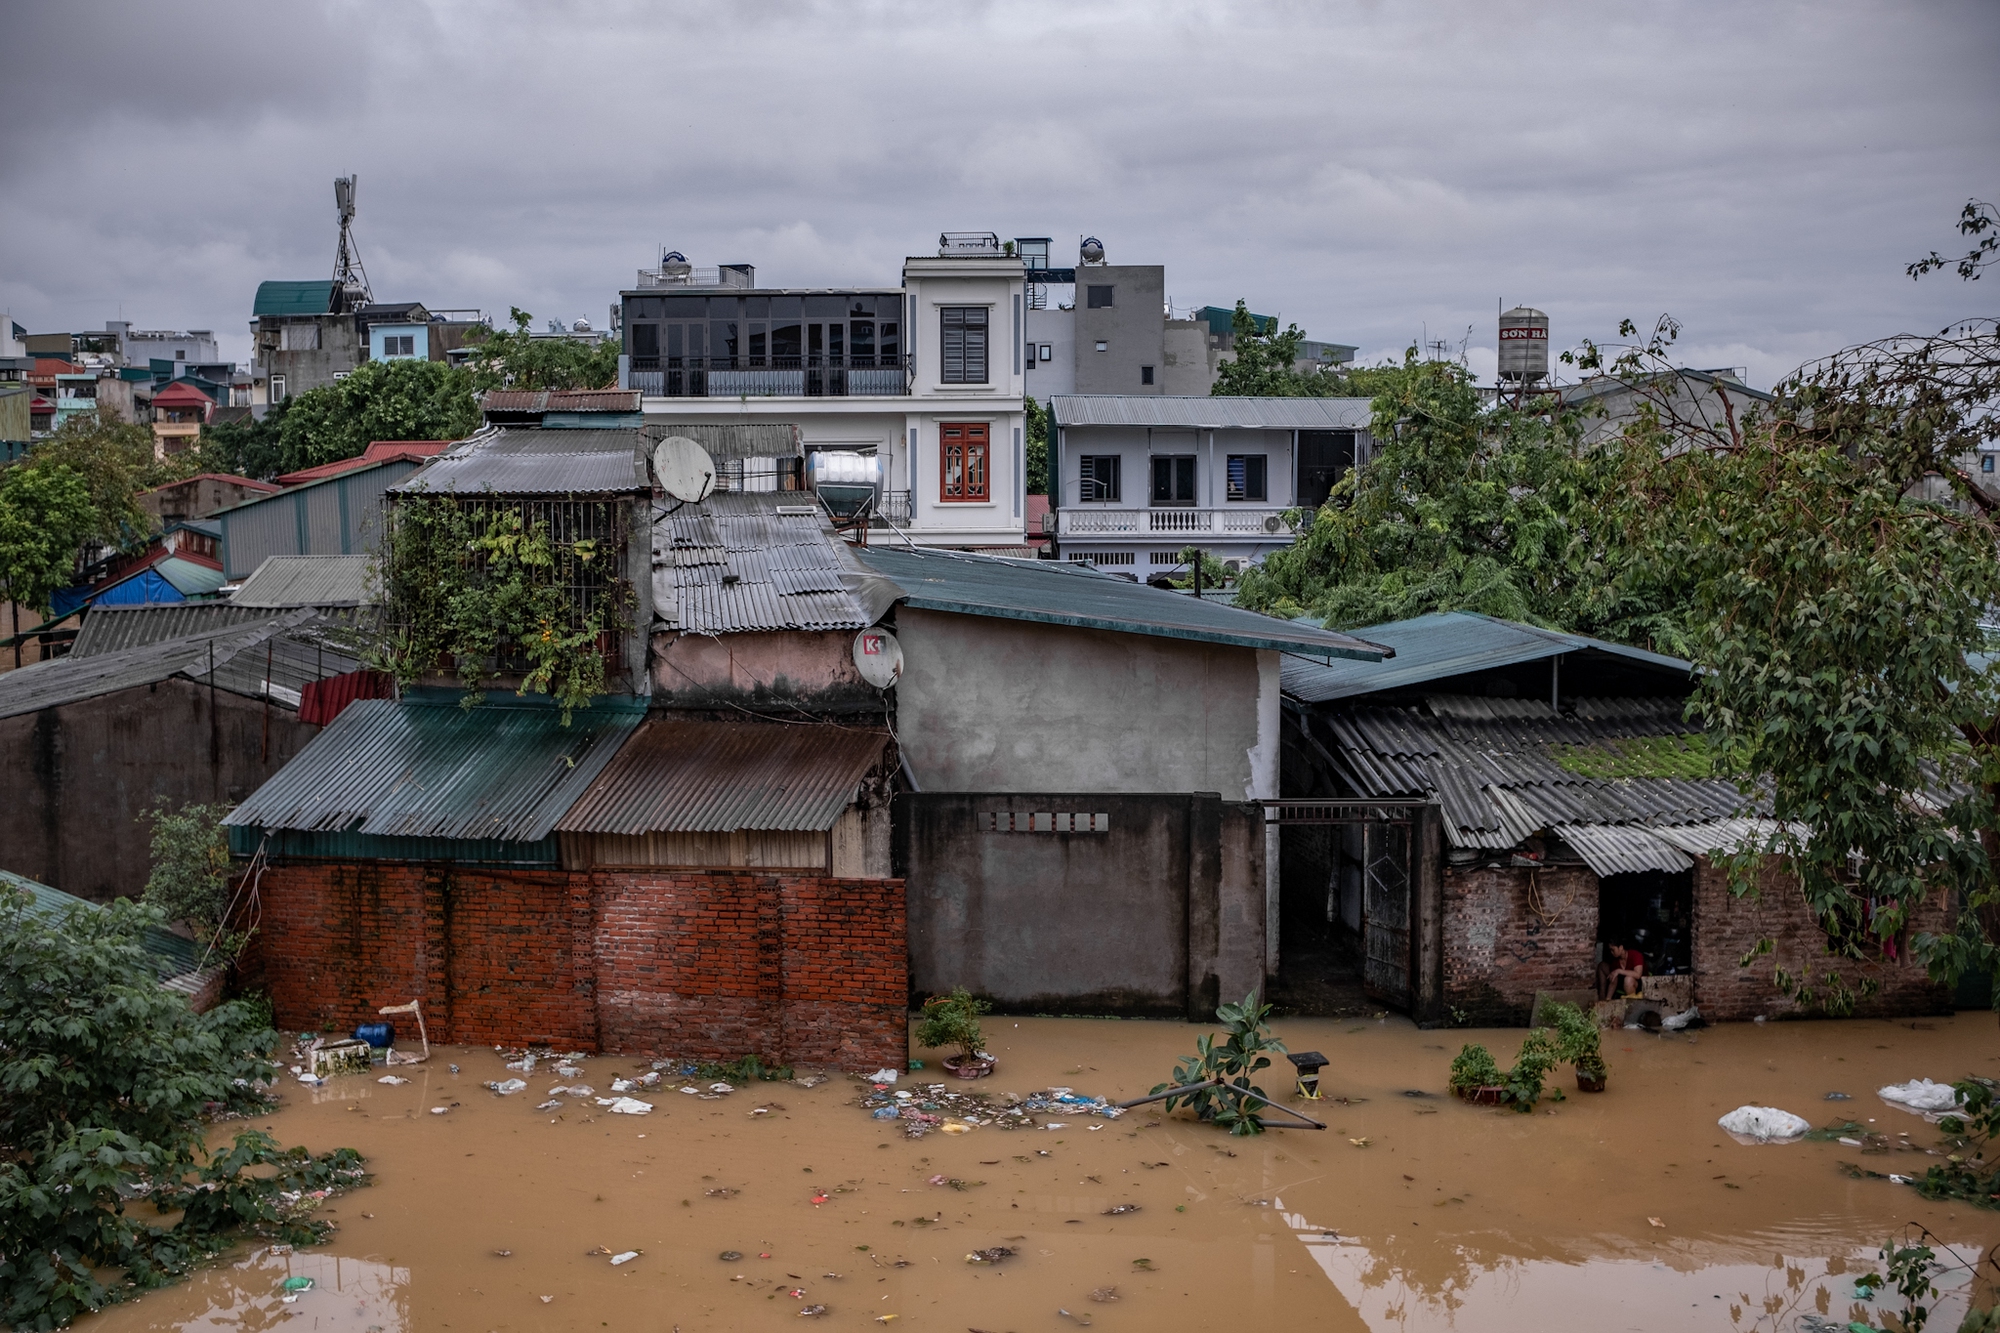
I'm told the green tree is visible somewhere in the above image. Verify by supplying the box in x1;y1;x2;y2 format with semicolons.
1210;301;1332;397
196;397;291;481
0;462;96;620
0;890;365;1327
1233;350;1688;651
275;358;481;474
29;416;163;551
142;801;240;959
1909;198;1998;282
1024;395;1048;495
463;307;621;393
1601;318;2000;987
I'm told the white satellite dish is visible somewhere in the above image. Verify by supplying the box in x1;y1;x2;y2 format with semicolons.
852;628;903;689
652;435;716;503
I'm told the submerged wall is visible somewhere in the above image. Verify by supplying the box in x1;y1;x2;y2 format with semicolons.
895;791;1265;1018
238;862;907;1069
1440;856;1953;1025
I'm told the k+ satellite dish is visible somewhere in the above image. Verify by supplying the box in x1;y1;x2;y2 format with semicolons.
652;436;716;503
852;628;903;689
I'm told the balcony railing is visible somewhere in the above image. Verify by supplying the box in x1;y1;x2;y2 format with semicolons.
1056;507;1299;537
630;355;910;398
878;490;912;523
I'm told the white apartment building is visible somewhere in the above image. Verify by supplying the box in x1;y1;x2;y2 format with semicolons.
618;236;1029;549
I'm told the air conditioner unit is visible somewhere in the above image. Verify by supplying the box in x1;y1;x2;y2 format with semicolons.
1262;515;1286;533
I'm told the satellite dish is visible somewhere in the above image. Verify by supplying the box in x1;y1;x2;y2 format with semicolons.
852;628;903;689
652;435;716;503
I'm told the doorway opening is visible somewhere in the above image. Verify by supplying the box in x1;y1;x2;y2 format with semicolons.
1596;869;1693;997
1269;801;1418;1016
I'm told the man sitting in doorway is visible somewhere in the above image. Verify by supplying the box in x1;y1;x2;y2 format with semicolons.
1597;940;1646;999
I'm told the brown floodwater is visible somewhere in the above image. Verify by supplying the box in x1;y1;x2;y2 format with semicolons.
76;1012;2000;1332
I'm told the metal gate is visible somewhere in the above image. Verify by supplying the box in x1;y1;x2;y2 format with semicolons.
1264;800;1420;1009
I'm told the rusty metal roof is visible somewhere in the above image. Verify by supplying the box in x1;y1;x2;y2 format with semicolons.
0;610;355;720
558;719;888;835
224;696;642;841
641;423;801;462
654;493;875;634
394;427;650;495
1318;693;1776;875
71;603;273;656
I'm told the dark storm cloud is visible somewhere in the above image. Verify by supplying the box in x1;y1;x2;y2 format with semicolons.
2;0;1995;382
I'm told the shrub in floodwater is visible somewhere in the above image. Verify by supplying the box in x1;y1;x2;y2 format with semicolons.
1447;1044;1503;1093
1447;1033;1560;1112
697;1054;794;1082
1547;1001;1608;1083
0;890;367;1328
915;987;991;1062
1152;991;1288;1136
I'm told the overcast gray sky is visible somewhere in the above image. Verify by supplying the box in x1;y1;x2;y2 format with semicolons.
3;1;1995;386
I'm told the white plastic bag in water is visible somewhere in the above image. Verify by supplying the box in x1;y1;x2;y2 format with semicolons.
1878;1079;1965;1114
1718;1106;1810;1141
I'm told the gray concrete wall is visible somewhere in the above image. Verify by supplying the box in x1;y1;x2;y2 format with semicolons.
258;316;363;397
0;679;321;902
895;790;1265;1016
892;606;1264;796
1073;265;1165;395
1159;318;1216;396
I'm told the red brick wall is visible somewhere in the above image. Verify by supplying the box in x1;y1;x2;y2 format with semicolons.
1442;864;1599;1024
237;863;906;1068
1691;856;1951;1021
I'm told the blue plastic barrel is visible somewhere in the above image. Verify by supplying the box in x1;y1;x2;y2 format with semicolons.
355;1022;394;1048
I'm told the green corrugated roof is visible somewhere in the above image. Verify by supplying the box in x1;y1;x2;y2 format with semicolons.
1278;611;1691;704
155;556;229;598
253;280;337;317
225;695;644;842
853;547;1388;662
3;868;204;978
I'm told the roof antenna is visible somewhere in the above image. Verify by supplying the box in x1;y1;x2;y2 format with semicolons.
332;176;372;306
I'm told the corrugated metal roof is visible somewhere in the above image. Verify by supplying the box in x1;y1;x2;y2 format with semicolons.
1049;395;1374;430
641;423;802;462
231;555;377;608
72;603;272;656
223;697;641;841
0;610;351;720
559;719;887;835
3;867;205;980
1320;691;1762;870
1281;611;1691;703
655;493;874;634
483;390;644;414
853;546;1388;662
394;427;649;495
253;281;337;317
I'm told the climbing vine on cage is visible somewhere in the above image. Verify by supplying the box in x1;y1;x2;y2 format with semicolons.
373;492;632;722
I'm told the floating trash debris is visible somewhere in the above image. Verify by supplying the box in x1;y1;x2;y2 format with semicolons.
486;1078;527;1095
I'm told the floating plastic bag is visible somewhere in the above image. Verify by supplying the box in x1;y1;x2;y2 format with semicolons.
1718;1106;1810;1141
597;1096;653;1115
867;1068;900;1086
486;1078;528;1095
1878;1079;1966;1114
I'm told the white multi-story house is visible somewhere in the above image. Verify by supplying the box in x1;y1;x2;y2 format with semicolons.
618;235;1029;549
1047;395;1375;577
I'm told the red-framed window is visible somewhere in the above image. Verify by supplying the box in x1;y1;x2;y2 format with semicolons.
940;422;990;502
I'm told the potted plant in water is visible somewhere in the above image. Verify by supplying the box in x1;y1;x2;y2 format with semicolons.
1447;1044;1506;1105
1549;1001;1609;1092
918;988;995;1079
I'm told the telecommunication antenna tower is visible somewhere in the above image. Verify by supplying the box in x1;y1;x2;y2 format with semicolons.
332;176;372;306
